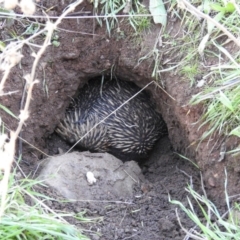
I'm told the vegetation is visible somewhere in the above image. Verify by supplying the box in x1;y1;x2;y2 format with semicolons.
171;170;240;239
0;0;90;239
166;1;240;237
94;0;164;35
0;0;240;238
166;0;240;148
0;170;89;239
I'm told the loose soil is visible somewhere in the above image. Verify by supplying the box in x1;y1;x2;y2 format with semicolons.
35;136;201;240
0;0;239;239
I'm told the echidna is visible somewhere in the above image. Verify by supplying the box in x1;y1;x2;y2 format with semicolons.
56;78;167;161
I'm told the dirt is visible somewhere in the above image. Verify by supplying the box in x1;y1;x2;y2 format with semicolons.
38;151;144;200
34;136;201;240
0;0;240;239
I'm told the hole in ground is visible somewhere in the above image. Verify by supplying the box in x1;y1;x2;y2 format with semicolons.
34;69;205;240
39;74;201;239
5;4;233;237
51;75;168;162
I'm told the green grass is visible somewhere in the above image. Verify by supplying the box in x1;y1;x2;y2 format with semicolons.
94;0;139;35
1;0;240;238
0;1;91;239
129;5;151;33
188;39;240;142
0;169;89;240
180;63;200;86
191;75;240;141
170;169;240;239
162;0;240;150
165;3;240;235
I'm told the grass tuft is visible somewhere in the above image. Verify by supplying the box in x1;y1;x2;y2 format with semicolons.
94;0;150;35
170;169;240;239
0;169;89;240
159;0;240;150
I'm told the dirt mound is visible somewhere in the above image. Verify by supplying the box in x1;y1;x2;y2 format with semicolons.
38;151;144;200
36;137;200;239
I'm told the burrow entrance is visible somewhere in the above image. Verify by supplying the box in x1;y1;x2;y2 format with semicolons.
38;72;200;239
39;73;200;240
1;1;239;239
36;65;201;239
48;74;169;160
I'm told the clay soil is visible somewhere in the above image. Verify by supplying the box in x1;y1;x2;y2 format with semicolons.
1;0;240;239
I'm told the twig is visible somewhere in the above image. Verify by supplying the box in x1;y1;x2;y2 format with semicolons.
66;80;155;153
0;0;84;218
66;79;173;153
199;172;211;229
176;166;193;189
18;82;27;159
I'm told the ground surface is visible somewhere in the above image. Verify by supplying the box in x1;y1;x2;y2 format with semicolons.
34;136;201;240
38;151;144;200
0;0;239;239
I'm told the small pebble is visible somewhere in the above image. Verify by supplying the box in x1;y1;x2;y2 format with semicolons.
86;171;97;185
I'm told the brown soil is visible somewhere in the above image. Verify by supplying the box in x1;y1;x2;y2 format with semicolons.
36;136;201;240
1;0;240;239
